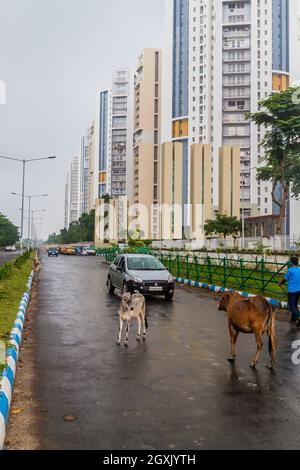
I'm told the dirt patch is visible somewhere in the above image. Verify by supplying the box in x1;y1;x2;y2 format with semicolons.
5;281;40;450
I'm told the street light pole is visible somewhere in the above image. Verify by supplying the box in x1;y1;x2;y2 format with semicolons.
0;154;56;252
13;192;48;251
27;195;31;251
241;181;245;250
21;160;25;253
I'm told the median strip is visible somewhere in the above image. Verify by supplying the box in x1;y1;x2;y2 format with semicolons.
0;271;34;450
175;277;289;310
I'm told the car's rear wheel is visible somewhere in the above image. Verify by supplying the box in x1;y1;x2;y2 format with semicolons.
107;277;115;295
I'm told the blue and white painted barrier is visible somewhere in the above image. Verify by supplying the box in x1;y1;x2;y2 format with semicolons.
0;271;34;450
175;277;289;310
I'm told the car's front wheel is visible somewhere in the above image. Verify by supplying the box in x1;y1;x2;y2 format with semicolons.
122;281;130;294
107;277;115;295
165;292;174;301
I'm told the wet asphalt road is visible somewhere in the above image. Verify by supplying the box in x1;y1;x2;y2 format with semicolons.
0;250;20;266
31;253;300;450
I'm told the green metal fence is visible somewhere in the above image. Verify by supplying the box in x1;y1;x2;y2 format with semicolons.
96;248;290;301
157;254;289;301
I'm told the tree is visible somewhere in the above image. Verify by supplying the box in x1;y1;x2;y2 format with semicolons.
47;209;95;245
0;213;19;246
204;214;242;240
247;87;300;235
47;233;61;245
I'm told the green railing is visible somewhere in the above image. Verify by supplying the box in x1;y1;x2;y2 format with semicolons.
157;254;289;301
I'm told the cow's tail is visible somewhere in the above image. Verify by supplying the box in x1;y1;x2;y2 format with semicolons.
267;304;277;361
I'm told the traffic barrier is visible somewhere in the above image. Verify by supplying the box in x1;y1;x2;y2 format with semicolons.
0;271;34;450
175;277;289;311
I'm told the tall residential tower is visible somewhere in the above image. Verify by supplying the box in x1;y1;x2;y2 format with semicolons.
163;0;298;221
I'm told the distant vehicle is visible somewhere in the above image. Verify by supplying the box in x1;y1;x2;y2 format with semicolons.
82;247;96;256
48;247;59;257
107;254;175;300
59;246;76;255
65;247;76;255
5;245;16;252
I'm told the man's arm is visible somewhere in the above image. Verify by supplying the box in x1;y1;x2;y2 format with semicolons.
279;270;289;287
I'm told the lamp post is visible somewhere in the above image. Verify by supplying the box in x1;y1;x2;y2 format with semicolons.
1;155;56;252
12;192;48;250
23;216;44;248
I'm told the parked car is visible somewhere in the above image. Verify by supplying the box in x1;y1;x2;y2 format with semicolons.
82;247;96;256
5;245;16;252
107;254;175;300
65;247;76;255
48;247;59;257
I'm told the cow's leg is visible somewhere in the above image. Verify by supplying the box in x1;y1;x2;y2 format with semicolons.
249;330;263;368
116;318;123;345
125;320;130;347
266;331;277;369
227;323;237;362
136;316;142;342
142;313;146;341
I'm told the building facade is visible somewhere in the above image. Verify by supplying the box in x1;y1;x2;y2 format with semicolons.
163;0;298;224
69;156;80;224
87;122;96;213
95;68;133;201
132;48;162;239
79;135;90;216
64;173;70;229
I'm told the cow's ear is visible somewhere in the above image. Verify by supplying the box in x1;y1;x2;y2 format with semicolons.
225;293;231;306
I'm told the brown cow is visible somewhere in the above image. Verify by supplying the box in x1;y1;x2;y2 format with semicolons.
218;292;277;369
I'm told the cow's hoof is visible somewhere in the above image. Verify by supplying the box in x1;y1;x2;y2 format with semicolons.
136;337;141;342
249;362;257;368
124;342;129;348
116;340;121;346
142;336;146;342
227;356;235;362
266;363;274;370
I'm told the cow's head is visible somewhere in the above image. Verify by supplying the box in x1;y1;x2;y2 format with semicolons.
122;292;133;310
218;293;231;312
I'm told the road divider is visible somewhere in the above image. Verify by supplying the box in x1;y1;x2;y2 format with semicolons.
0;271;34;450
175;277;289;310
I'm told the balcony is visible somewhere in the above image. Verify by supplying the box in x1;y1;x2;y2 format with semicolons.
223;116;247;124
223;43;250;51
223;30;251;38
223;56;250;63
223;80;250;87
223;131;251;138
223;105;250;112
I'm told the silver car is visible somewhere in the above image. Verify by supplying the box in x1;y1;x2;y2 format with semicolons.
107;254;175;300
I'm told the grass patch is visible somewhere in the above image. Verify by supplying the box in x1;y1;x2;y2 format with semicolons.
0;253;34;373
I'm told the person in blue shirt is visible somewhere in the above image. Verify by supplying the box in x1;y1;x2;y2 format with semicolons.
280;256;300;324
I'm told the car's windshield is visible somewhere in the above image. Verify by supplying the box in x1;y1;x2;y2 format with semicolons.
127;257;166;271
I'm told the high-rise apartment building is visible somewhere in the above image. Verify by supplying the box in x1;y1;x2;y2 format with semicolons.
163;0;298;222
69;156;80;224
95;68;133;200
64;173;69;229
79;135;90;216
87;122;96;213
133;48;162;239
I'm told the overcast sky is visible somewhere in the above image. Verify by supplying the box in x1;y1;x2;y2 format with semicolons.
0;0;165;239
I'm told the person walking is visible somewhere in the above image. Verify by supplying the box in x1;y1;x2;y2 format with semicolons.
280;256;300;325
